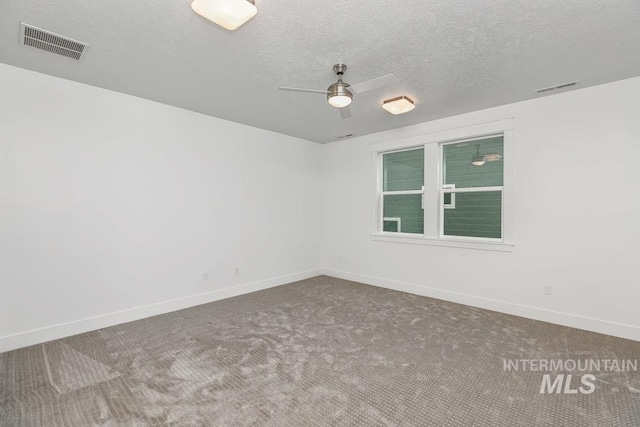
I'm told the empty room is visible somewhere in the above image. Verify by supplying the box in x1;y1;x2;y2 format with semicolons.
1;0;639;426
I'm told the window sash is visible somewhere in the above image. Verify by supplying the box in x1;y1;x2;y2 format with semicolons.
441;134;505;189
380;186;425;235
382;147;425;192
439;188;503;240
438;134;505;241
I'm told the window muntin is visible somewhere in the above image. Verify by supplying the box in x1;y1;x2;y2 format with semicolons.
381;148;424;235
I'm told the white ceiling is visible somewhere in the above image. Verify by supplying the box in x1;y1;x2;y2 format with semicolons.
1;0;639;143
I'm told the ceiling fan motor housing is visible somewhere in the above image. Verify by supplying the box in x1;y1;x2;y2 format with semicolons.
327;79;353;104
327;64;352;107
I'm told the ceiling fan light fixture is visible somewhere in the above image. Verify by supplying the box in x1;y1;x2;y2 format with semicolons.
191;0;257;31
471;145;486;166
382;96;415;115
328;95;352;108
327;80;353;108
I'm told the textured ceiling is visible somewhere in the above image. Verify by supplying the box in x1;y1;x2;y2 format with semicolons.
1;0;639;143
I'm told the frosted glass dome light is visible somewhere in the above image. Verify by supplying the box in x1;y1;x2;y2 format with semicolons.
191;0;257;31
327;80;353;108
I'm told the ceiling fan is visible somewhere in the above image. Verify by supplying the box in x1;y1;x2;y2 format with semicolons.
278;64;398;119
471;144;503;166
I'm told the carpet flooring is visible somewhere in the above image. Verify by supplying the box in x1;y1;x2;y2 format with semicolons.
1;276;639;426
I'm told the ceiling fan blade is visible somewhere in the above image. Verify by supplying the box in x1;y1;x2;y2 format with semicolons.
484;153;503;162
278;86;328;94
349;73;399;94
339;106;352;119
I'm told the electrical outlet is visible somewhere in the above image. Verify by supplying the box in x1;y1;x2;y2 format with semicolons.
544;285;553;296
202;272;208;281
234;266;240;276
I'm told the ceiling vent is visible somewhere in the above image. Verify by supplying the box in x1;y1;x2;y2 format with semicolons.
20;23;88;61
535;80;580;95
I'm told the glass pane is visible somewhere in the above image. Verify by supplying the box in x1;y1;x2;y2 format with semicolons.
443;136;503;188
444;193;453;207
443;191;502;239
383;220;399;232
383;148;424;191
383;194;423;234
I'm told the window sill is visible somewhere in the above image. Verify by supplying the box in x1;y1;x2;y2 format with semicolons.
370;233;513;252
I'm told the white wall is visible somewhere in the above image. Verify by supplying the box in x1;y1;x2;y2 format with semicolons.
0;63;322;352
2;62;639;352
321;76;640;341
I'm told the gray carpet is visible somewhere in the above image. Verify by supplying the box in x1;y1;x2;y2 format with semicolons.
1;276;639;426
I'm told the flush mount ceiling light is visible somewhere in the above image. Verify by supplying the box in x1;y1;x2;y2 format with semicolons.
191;0;257;31
382;96;415;115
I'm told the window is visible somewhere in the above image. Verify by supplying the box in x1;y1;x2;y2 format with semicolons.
382;148;424;234
372;118;513;251
441;136;503;239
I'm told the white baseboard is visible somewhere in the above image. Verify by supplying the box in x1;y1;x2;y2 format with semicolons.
322;268;640;342
0;269;322;353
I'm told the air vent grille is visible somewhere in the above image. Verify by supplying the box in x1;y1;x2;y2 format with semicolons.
535;80;580;94
20;23;88;61
536;86;556;94
555;81;579;90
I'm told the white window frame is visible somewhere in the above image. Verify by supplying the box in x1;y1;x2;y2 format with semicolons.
371;118;514;252
376;146;425;237
382;217;402;232
443;184;456;209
